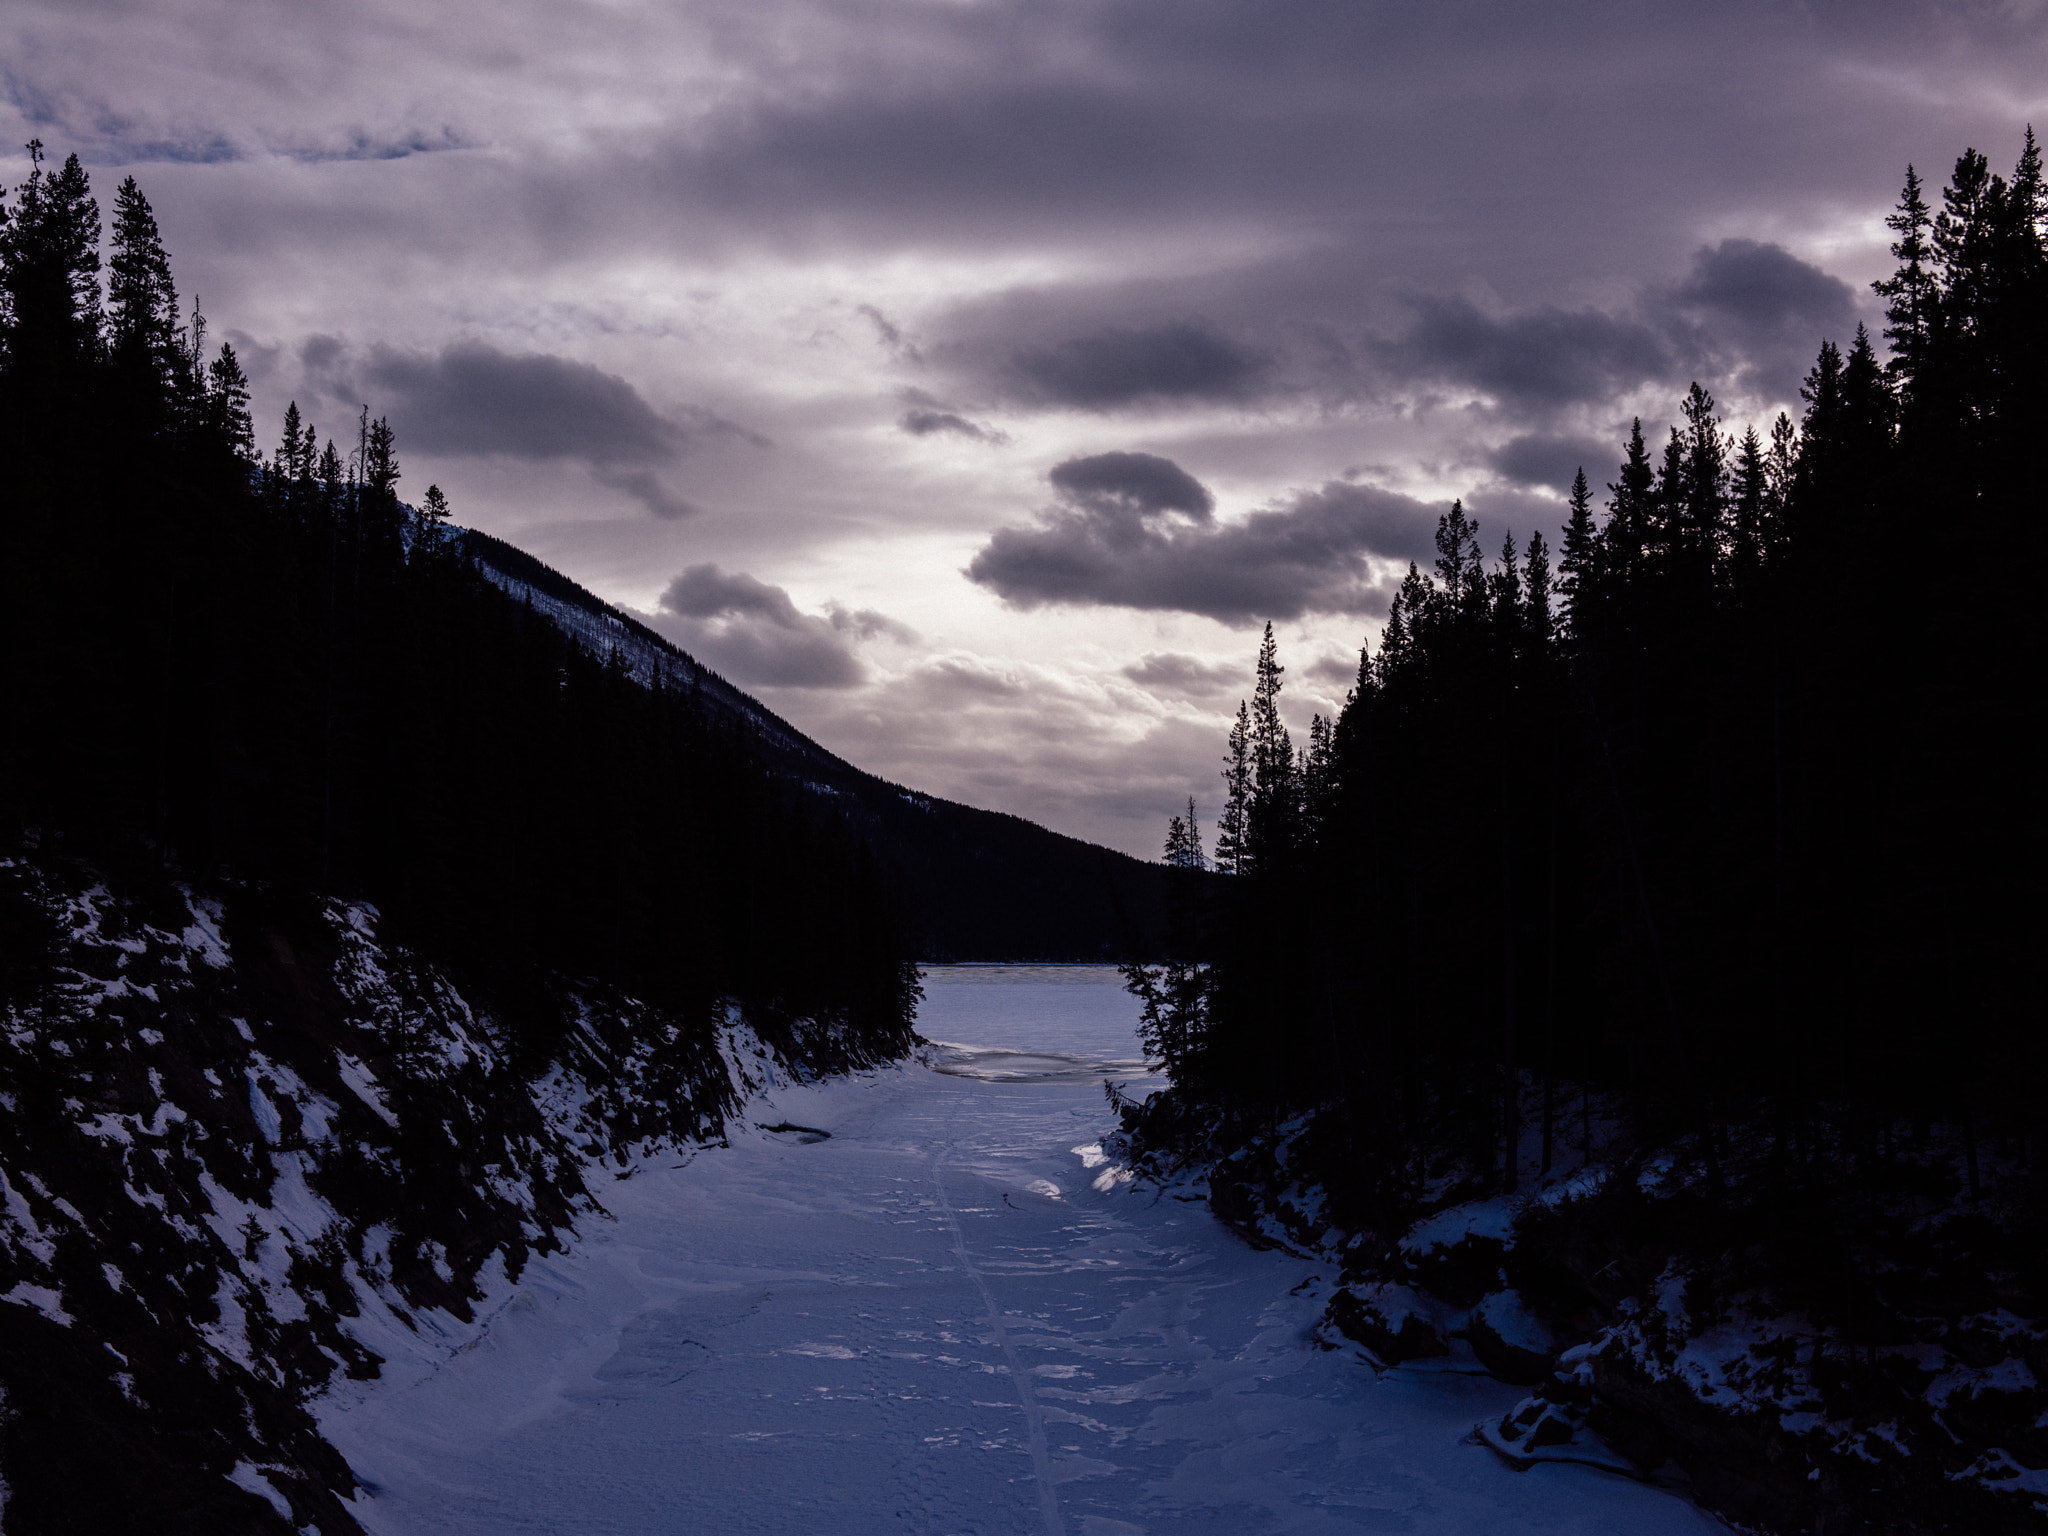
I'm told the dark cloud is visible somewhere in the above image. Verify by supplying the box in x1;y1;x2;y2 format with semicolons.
1670;238;1856;338
591;467;700;521
967;459;1432;624
365;342;683;463
1006;323;1266;410
655;565;905;689
899;408;1006;444
1048;451;1214;521
1487;433;1611;493
1364;238;1859;417
300;333;345;373
1121;651;1242;695
1658;238;1858;400
1374;295;1673;413
346;341;761;519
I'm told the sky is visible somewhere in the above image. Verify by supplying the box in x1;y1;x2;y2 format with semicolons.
9;0;2043;856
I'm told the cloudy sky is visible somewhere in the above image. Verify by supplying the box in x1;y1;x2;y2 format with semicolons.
11;1;2042;855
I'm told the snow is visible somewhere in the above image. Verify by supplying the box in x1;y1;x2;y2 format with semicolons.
336;1054;401;1129
2;1281;74;1327
1476;1289;1554;1355
321;967;1723;1535
226;1461;295;1521
1400;1196;1515;1255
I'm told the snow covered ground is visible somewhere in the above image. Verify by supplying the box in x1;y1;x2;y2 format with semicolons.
319;966;1724;1535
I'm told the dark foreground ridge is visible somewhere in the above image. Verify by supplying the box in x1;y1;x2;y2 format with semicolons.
0;846;902;1533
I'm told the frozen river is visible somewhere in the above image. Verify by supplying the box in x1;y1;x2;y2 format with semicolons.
322;965;1721;1535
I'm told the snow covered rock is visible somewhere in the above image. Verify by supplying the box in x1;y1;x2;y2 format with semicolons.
0;847;902;1535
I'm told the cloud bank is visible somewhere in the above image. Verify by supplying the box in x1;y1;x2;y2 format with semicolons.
654;565;911;689
969;452;1435;624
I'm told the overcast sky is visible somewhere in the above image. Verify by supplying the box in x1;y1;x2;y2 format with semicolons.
11;0;2042;855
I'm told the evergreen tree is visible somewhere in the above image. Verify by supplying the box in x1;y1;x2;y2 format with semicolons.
1794;339;1844;505
1522;530;1553;655
0;142;102;397
1122;802;1213;1083
1246;623;1295;871
204;344;254;460
278;401;308;483
105;176;180;412
1215;702;1251;875
1873;164;1936;389
1730;426;1767;595
1651;426;1686;581
1605;420;1654;597
317;438;343;490
1677;383;1728;591
1558;467;1598;647
364;414;399;500
1432;500;1484;609
1763;413;1796;558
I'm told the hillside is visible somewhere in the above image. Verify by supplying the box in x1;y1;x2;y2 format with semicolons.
460;528;1173;962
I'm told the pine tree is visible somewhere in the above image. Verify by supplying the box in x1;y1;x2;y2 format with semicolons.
204;344;254;460
1489;533;1524;678
1123;801;1212;1083
1678;382;1728;590
317;438;344;492
1873;164;1936;388
1651;425;1686;581
1247;623;1295;870
1215;702;1251;875
2017;126;2046;232
278;402;307;484
364;415;399;500
1794;339;1845;508
1558;467;1599;647
1763;413;1796;559
1841;324;1895;458
106;176;180;411
1933;148;1996;327
1376;567;1424;682
1522;530;1553;656
1605;420;1654;596
1300;713;1336;845
1433;500;1484;610
0;142;102;393
1731;426;1767;594
417;483;453;558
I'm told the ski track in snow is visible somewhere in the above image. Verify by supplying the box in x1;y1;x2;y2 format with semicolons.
320;969;1726;1535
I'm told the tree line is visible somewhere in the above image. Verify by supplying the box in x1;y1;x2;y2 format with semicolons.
0;142;919;1058
1128;132;2044;1217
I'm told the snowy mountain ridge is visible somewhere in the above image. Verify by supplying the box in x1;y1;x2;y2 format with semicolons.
455;525;855;783
447;520;1178;963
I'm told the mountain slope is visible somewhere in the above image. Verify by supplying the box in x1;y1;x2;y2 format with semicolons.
460;528;1173;961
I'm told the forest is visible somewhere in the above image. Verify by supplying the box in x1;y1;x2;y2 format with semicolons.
1112;133;2046;1530
1132;131;2042;1200
0;141;921;1054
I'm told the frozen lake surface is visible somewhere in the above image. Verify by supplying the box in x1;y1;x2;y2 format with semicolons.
321;965;1722;1535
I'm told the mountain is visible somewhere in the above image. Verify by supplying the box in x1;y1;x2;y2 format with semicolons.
459;528;1172;962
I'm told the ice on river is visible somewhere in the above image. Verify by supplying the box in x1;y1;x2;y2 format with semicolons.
320;966;1722;1535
